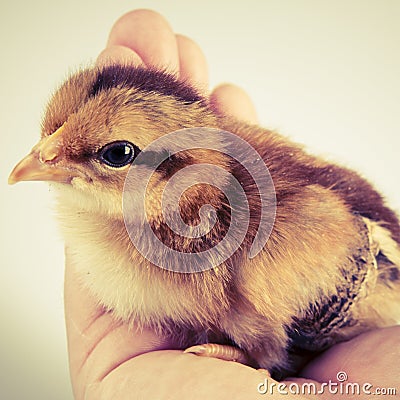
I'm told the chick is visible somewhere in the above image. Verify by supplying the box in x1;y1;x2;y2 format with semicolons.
9;64;400;378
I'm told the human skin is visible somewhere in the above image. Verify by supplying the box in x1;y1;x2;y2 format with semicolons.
64;9;400;400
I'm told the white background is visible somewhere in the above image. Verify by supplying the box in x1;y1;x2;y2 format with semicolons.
1;1;399;398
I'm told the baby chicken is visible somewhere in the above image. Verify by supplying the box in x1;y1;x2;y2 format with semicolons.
9;64;400;378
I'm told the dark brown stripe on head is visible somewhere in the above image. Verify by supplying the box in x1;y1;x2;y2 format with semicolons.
89;65;204;104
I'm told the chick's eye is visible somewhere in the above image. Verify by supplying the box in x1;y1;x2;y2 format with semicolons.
99;141;139;168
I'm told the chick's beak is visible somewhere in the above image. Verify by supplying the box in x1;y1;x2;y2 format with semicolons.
8;124;79;185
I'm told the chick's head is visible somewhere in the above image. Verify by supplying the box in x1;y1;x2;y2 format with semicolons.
9;65;228;222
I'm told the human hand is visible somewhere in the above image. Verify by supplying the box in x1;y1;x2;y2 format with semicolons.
64;9;400;400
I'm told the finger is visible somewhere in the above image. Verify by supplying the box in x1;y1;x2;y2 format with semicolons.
106;9;179;72
175;34;209;91
301;326;400;387
99;350;276;400
64;250;171;398
96;45;144;67
210;83;259;124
